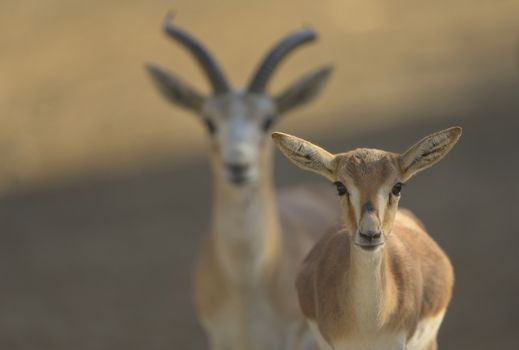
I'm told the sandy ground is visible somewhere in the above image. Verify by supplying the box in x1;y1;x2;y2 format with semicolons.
1;0;519;349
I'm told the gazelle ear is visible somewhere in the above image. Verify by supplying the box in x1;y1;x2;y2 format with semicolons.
272;132;336;181
399;127;462;181
275;65;333;115
145;63;205;114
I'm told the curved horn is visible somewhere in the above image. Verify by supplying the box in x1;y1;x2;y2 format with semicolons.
163;14;230;95
248;27;317;93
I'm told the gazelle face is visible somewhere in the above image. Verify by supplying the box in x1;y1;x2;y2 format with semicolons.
203;92;277;185
332;150;402;250
272;127;462;251
146;17;334;187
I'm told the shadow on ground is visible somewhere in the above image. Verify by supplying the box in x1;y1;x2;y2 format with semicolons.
1;79;518;349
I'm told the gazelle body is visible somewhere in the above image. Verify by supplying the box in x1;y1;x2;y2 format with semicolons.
272;128;461;350
147;16;339;350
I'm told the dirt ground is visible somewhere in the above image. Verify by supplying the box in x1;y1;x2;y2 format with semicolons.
1;78;518;349
1;0;519;349
1;0;519;191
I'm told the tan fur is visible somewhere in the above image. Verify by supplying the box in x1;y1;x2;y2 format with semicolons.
400;127;462;181
272;132;336;181
147;22;336;349
194;161;340;349
194;142;340;350
297;211;453;345
272;128;461;349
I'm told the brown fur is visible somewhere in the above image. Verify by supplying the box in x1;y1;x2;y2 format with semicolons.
297;210;454;343
272;128;461;348
193;164;341;349
194;183;340;315
147;23;336;349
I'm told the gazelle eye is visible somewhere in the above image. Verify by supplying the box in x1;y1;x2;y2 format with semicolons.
204;119;216;134
392;182;404;196
334;181;348;196
262;116;274;131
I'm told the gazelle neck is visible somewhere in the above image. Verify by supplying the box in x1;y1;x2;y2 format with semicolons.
346;244;396;330
210;149;281;286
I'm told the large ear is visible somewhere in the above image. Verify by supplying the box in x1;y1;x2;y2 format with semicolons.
272;132;336;181
274;65;333;115
399;127;462;181
145;63;205;114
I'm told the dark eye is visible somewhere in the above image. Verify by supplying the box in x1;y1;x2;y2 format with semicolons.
262;116;274;131
334;181;348;196
203;119;216;134
392;182;404;196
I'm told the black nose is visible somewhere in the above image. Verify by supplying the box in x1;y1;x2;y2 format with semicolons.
359;231;382;241
227;163;249;176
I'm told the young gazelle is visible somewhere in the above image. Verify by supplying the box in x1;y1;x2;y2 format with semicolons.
146;16;339;350
272;127;461;350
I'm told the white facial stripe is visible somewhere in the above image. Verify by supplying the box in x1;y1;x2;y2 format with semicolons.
346;178;395;232
377;176;398;224
377;190;386;225
347;182;361;223
219;116;260;164
206;92;276;166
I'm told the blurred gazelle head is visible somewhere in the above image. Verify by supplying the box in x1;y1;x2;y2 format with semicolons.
147;15;333;186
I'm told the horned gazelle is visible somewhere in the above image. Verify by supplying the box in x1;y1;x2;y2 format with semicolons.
146;16;339;350
272;127;461;350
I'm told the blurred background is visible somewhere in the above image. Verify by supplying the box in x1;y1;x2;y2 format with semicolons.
1;0;518;348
